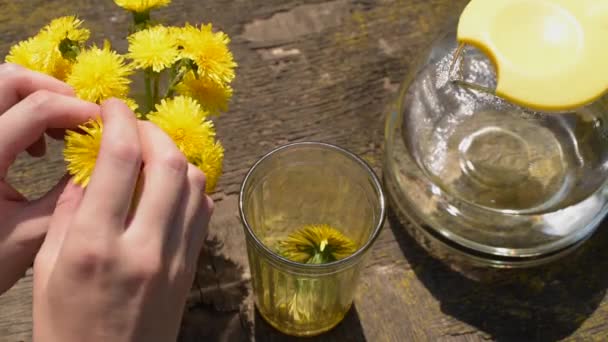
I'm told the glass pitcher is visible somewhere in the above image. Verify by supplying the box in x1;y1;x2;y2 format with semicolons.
384;0;608;269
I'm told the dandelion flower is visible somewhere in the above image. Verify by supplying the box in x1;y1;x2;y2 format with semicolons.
52;57;75;81
278;224;358;264
6;35;58;75
42;16;90;44
114;0;171;12
197;140;224;193
5;34;75;80
147;96;215;163
67;45;133;103
175;24;236;85
6;16;89;80
64;119;103;186
176;71;233;115
276;224;356;323
127;25;179;72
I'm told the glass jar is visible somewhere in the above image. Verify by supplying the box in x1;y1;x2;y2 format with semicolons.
384;16;608;269
240;142;385;336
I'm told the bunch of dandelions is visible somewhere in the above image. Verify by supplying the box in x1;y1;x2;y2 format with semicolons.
276;224;358;323
5;0;235;194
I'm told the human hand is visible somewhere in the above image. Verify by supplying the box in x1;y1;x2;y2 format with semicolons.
0;63;98;294
33;99;213;342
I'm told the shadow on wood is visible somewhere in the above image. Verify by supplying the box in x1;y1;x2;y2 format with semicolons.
179;307;246;342
252;304;366;342
179;238;249;341
193;238;249;312
387;207;608;341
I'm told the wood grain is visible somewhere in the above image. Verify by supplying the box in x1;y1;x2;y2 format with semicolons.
1;0;608;341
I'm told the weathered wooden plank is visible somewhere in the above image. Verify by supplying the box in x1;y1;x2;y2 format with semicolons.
2;0;608;341
0;269;33;342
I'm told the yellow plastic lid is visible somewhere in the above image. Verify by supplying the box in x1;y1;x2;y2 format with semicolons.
457;0;608;111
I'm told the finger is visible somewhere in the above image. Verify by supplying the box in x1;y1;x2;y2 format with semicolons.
35;179;84;282
0;91;98;178
166;165;210;275
13;175;71;246
4;176;72;290
0;182;27;202
0;63;74;114
26;135;46;157
185;194;214;264
77;98;141;233
26;174;71;223
176;166;213;263
126;121;188;248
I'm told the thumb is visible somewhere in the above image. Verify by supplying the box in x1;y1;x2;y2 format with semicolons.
35;178;84;276
12;175;71;245
29;174;72;216
2;176;76;294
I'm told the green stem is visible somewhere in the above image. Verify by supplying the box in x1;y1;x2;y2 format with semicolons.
452;80;495;95
153;72;160;105
131;11;151;33
164;69;188;99
144;69;153;115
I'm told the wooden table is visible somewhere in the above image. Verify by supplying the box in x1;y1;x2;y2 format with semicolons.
2;0;608;341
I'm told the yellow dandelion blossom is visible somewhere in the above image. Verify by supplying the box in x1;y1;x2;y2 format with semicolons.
64;119;103;186
147;96;215;163
175;24;236;85
127;25;179;72
6;16;89;81
197;140;224;193
42;16;90;44
278;224;358;264
53;57;74;81
276;224;357;323
114;0;171;12
5;33;72;79
176;71;233;115
67;45;133;103
6;35;57;74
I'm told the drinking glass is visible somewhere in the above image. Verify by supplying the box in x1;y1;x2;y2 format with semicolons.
240;142;385;336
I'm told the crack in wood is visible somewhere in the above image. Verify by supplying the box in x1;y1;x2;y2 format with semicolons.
242;0;349;45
